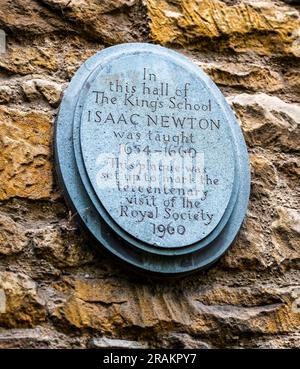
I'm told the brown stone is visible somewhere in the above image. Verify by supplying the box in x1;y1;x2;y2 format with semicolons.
63;49;101;79
200;62;284;92
50;276;300;343
0;45;58;75
0;0;73;35
0;107;53;200
272;206;300;269
0;272;46;328
277;157;300;189
33;225;95;268
0;327;76;348
221;216;270;270
0;214;27;255
51;277;194;334
41;0;148;44
22;80;40;101
194;286;267;306
229;93;300;152
148;0;300;56
22;78;64;107
161;333;211;349
0;0;147;43
250;334;300;349
35;79;64;107
0;86;13;104
284;69;300;95
190;295;300;336
73;278;128;304
250;154;277;197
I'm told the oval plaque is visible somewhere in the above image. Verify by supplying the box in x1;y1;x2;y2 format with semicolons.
55;43;250;276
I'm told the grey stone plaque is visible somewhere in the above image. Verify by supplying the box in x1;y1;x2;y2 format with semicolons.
55;43;250;276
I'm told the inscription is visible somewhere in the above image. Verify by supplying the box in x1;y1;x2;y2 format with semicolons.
80;54;235;247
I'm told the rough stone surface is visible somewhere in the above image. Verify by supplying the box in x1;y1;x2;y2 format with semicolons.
0;107;54;200
32;224;95;268
272;207;300;269
148;0;300;56
0;86;13;104
0;272;46;328
22;78;64;107
0;0;299;349
0;45;59;75
0;327;81;348
228;93;300;152
0;214;28;255
91;337;148;349
200;62;285;93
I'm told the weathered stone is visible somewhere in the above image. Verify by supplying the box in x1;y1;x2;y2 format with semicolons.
192;285;282;307
0;272;46;328
0;45;58;75
0;327;78;348
51;277;193;333
200;62;284;92
283;69;300;95
250;154;277;197
0;86;13;104
35;79;64;107
0;290;5;314
0;0;147;43
41;0;148;44
50;276;300;341
26;259;61;280
91;337;147;348
251;333;300;349
0;214;27;255
272;206;300;269
0;0;73;35
229;93;300;152
22;80;40;101
73;278;128;304
148;0;300;56
221;216;269;270
33;225;95;268
63;48;101;79
0;107;53;200
22;78;64;107
161;333;211;349
277;156;300;189
189;285;300;336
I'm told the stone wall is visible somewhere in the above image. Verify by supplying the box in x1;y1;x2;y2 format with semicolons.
0;0;299;348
